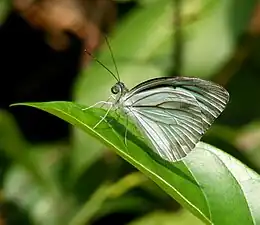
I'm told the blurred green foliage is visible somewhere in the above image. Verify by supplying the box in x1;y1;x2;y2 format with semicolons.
0;0;10;24
1;0;260;225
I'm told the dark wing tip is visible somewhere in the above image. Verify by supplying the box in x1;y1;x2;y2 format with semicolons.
176;76;230;104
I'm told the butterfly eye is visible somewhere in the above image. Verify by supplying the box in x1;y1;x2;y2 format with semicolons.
111;84;120;94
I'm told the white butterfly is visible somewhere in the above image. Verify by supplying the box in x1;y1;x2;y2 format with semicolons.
87;75;229;162
107;76;229;162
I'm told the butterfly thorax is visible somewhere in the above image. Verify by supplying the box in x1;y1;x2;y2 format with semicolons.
111;82;129;104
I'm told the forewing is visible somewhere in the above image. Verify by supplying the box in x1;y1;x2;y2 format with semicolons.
170;77;229;129
127;77;229;131
123;87;204;162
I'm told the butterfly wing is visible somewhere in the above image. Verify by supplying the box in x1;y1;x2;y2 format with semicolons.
123;87;204;161
120;77;229;162
169;77;230;130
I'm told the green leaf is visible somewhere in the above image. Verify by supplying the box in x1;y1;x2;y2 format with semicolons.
128;209;204;225
11;101;260;225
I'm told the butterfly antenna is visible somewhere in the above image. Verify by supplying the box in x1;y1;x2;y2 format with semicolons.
104;35;120;81
84;49;119;82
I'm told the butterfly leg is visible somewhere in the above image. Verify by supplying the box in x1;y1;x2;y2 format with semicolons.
93;103;114;129
82;95;114;111
99;95;116;109
82;101;111;111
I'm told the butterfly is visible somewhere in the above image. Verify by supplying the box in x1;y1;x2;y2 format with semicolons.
85;42;229;162
108;76;229;162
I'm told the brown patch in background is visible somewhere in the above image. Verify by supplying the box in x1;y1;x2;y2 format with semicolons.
13;0;117;65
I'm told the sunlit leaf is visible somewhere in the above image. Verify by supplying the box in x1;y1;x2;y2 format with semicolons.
128;210;204;225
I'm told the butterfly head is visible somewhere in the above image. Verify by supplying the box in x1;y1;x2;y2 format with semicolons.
111;82;128;95
111;82;129;104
